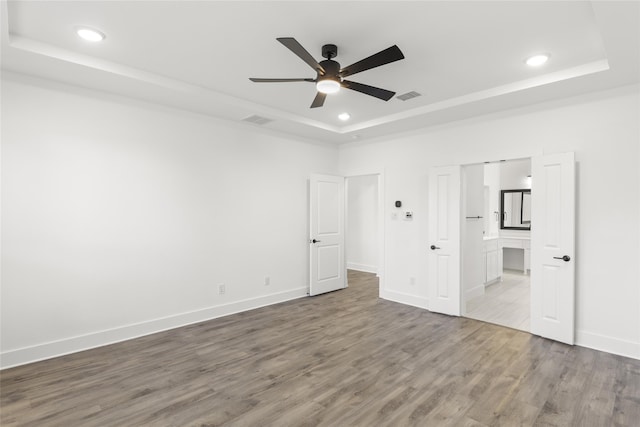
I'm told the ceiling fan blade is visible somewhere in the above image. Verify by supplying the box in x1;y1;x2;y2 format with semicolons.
340;45;405;78
277;37;326;75
341;80;396;101
310;92;326;108
250;78;315;82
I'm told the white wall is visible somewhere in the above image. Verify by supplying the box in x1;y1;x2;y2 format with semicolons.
0;75;339;368
500;158;531;190
346;175;378;273
339;85;640;360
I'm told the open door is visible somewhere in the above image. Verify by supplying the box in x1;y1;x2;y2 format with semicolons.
309;174;346;296
531;152;575;344
428;165;461;315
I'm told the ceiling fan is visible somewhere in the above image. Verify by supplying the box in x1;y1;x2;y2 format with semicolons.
250;37;405;108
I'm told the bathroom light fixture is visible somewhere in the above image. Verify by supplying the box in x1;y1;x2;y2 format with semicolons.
316;78;340;94
338;112;350;121
76;27;105;42
525;54;549;67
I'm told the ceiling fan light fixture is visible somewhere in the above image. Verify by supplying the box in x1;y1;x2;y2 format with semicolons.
76;27;106;42
251;38;405;108
525;54;549;67
316;79;340;94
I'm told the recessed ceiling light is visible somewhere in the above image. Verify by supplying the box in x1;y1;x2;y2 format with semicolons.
338;112;350;121
76;27;106;42
525;54;549;67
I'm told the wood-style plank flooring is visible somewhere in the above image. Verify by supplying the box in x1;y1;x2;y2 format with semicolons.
2;270;639;426
466;270;530;332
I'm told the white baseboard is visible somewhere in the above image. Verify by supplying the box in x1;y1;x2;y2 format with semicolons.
0;287;308;370
464;284;484;301
380;289;428;310
576;330;640;360
347;262;378;274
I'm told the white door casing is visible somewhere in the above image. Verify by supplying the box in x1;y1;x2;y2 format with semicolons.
309;174;346;296
428;165;461;316
531;152;576;345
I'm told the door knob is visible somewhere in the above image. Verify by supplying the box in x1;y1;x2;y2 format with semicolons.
311;239;321;244
430;245;441;250
553;255;571;262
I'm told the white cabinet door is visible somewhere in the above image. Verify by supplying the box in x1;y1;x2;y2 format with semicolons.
483;239;499;284
483;251;488;283
486;249;498;283
428;165;461;316
531;153;575;345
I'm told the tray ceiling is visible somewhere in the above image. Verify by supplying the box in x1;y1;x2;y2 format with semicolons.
2;1;638;144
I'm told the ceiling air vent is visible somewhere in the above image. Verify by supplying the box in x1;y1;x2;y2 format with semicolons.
396;91;422;101
242;115;274;125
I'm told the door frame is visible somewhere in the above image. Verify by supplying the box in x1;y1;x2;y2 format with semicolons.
344;171;386;296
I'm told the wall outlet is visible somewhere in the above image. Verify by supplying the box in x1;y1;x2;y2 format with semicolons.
218;283;226;295
264;276;270;286
409;277;416;286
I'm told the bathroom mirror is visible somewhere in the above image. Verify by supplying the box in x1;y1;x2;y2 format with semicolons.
500;189;531;230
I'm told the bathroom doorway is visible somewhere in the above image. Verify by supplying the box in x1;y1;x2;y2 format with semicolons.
461;158;532;332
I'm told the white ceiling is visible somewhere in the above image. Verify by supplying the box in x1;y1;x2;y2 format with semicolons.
2;1;639;144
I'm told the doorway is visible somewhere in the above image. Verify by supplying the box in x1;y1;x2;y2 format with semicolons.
461;159;532;332
427;153;575;344
345;174;383;294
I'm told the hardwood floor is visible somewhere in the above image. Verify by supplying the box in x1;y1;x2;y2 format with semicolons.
466;270;531;332
1;270;639;426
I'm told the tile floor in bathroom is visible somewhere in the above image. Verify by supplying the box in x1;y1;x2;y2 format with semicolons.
465;269;530;332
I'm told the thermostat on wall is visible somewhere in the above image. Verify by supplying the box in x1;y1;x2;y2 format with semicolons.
404;211;413;220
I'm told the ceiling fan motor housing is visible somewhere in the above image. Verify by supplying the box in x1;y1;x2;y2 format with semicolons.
318;59;340;79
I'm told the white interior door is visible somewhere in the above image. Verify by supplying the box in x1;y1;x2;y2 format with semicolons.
309;174;345;296
531;152;575;344
428;165;461;316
